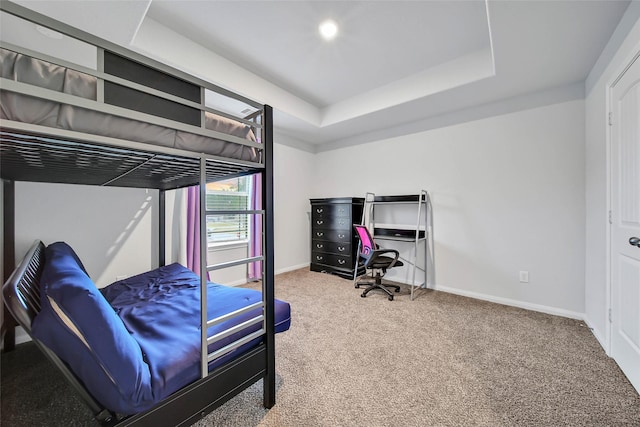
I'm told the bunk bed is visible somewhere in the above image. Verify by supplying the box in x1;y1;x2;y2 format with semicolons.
0;2;285;425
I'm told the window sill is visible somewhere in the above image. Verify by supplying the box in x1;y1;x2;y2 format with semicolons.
207;240;249;252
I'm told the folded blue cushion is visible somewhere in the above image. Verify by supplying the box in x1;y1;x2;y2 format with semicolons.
31;242;153;415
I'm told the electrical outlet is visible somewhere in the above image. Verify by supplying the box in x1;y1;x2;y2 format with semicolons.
519;271;529;283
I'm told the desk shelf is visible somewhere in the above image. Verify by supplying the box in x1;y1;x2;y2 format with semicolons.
357;190;434;300
374;228;426;240
372;194;428;204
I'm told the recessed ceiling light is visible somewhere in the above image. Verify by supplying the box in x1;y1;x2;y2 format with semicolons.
36;24;63;39
319;19;338;41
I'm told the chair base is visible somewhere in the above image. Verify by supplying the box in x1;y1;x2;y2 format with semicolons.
355;273;400;301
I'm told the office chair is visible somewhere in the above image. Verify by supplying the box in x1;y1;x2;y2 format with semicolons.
353;224;403;301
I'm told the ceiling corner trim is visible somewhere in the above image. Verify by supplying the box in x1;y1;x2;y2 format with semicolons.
320;48;496;128
274;130;318;154
315;80;586;154
484;0;496;76
129;0;153;46
585;0;640;95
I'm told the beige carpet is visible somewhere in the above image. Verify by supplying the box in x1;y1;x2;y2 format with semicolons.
196;268;640;427
2;268;638;426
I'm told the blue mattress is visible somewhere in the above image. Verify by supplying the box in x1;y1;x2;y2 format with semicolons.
102;263;291;404
31;242;290;415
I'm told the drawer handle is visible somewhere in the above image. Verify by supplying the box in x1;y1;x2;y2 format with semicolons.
316;220;324;225
338;220;345;225
316;208;323;213
337;246;345;252
338;259;346;265
316;255;324;261
316;232;324;237
338;234;345;239
316;243;324;249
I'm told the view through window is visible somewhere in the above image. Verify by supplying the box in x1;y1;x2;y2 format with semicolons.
206;176;251;244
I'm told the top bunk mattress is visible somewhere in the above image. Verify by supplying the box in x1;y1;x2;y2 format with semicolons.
0;48;260;163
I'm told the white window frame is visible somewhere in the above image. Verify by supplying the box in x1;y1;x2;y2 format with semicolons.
205;176;252;248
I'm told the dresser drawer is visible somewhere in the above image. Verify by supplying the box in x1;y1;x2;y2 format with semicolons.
311;215;351;230
311;252;352;268
311;204;352;218
312;240;351;255
311;229;351;243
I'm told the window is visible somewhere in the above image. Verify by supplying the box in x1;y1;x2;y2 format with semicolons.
206;176;251;244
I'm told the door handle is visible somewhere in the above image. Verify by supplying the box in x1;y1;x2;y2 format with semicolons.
630;237;640;248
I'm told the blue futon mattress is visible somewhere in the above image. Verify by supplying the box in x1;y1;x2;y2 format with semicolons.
32;242;290;415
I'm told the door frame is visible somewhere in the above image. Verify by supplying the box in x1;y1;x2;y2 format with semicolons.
606;44;640;356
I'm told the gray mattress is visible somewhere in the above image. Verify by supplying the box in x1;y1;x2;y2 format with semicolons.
0;48;259;162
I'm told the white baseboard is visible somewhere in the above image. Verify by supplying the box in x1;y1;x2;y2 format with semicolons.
433;284;585;320
583;315;609;355
226;278;251;287
276;263;309;275
227;263;309;286
8;266;310;345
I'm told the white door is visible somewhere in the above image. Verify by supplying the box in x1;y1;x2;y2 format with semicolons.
610;51;640;394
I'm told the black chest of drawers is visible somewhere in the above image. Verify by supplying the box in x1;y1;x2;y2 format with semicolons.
310;197;364;279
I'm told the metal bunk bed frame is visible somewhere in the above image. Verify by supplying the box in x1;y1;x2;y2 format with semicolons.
0;2;276;425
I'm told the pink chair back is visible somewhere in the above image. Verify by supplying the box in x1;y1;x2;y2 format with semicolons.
353;225;374;259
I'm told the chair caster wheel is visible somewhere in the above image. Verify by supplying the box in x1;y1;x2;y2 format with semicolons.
388;295;394;301
361;293;367;298
355;284;360;289
395;288;400;293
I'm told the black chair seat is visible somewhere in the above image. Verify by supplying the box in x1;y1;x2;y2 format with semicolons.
369;257;404;269
353;224;404;301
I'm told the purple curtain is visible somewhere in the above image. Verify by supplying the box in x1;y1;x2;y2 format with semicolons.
186;186;208;278
248;173;262;280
